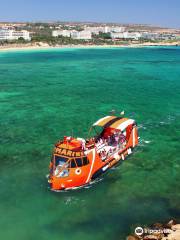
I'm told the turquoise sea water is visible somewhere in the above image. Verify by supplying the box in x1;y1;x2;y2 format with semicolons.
0;47;180;240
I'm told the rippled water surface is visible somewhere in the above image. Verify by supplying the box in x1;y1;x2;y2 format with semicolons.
0;47;180;240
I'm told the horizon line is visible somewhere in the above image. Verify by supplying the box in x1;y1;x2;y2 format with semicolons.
0;20;179;30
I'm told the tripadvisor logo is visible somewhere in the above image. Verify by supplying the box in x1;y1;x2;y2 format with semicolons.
135;227;144;236
134;226;171;236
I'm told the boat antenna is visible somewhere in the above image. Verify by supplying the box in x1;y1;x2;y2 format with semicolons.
87;126;92;139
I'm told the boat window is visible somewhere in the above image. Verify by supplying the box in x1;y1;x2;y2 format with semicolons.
55;155;68;166
70;159;77;168
75;158;83;167
82;157;89;166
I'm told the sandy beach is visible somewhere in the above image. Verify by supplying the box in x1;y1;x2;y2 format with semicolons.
0;41;179;52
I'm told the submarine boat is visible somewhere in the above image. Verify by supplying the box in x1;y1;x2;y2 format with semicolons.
48;115;138;191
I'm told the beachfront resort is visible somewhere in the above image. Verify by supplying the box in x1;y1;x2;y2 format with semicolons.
0;21;180;48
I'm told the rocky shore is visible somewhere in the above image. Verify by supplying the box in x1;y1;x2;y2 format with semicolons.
127;220;180;240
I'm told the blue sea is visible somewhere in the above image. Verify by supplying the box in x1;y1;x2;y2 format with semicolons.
0;47;180;240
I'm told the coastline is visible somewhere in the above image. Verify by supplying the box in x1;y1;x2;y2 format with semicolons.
0;41;179;52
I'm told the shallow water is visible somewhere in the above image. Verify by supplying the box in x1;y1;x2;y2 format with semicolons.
0;47;180;240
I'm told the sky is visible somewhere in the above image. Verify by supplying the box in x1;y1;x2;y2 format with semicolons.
0;0;179;28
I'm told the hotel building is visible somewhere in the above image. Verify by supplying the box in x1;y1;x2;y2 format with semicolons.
52;29;92;40
52;30;71;37
0;29;31;41
111;31;142;40
71;30;92;40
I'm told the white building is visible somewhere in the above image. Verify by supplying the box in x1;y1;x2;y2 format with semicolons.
109;26;126;33
110;32;124;39
141;32;176;40
71;30;92;40
141;32;160;40
52;29;92;40
12;30;31;40
84;26;126;34
52;30;71;37
110;31;141;40
84;26;107;34
123;32;142;40
0;29;31;41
